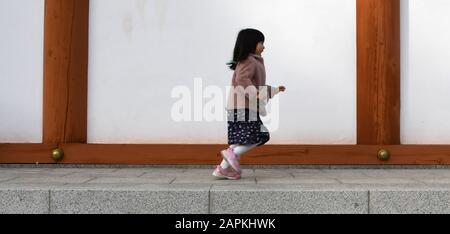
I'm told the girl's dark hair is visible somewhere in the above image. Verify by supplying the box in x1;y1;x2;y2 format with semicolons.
227;28;265;70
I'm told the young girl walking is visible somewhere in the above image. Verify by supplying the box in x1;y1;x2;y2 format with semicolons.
212;28;286;180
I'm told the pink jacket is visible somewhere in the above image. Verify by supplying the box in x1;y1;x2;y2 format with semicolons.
226;53;279;114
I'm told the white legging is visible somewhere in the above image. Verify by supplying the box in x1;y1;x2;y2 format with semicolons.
229;143;259;157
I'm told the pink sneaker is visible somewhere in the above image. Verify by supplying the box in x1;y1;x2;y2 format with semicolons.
220;148;241;173
212;165;241;180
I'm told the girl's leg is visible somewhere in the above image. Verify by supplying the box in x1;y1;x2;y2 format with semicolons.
219;143;258;169
220;158;231;169
232;143;259;156
220;145;236;169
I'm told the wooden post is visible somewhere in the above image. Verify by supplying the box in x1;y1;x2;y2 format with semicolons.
43;0;89;144
357;0;401;145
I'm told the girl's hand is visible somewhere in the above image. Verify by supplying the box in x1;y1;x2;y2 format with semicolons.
278;86;286;92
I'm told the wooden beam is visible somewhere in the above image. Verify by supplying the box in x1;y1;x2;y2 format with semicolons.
2;144;449;165
357;0;401;144
0;143;58;164
43;0;89;144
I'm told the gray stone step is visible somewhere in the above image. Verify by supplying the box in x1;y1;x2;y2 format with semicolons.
1;167;450;214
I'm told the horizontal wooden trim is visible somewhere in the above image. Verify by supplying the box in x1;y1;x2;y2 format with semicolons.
0;143;58;164
2;144;450;165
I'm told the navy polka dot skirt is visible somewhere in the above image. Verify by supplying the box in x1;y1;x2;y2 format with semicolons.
227;108;270;146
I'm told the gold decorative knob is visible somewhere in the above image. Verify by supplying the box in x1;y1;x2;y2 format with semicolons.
377;149;390;161
52;148;64;161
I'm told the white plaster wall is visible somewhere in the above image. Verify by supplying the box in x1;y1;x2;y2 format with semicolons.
88;0;356;144
401;0;450;144
0;0;44;143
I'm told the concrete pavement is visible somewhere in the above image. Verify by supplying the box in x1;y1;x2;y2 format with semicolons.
1;166;450;213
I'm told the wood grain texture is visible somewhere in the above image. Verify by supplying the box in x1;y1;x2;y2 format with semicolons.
43;0;89;144
0;143;57;164
357;0;401;144
1;144;448;165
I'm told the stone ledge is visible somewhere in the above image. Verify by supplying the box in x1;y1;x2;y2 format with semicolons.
2;168;450;213
2;184;450;214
